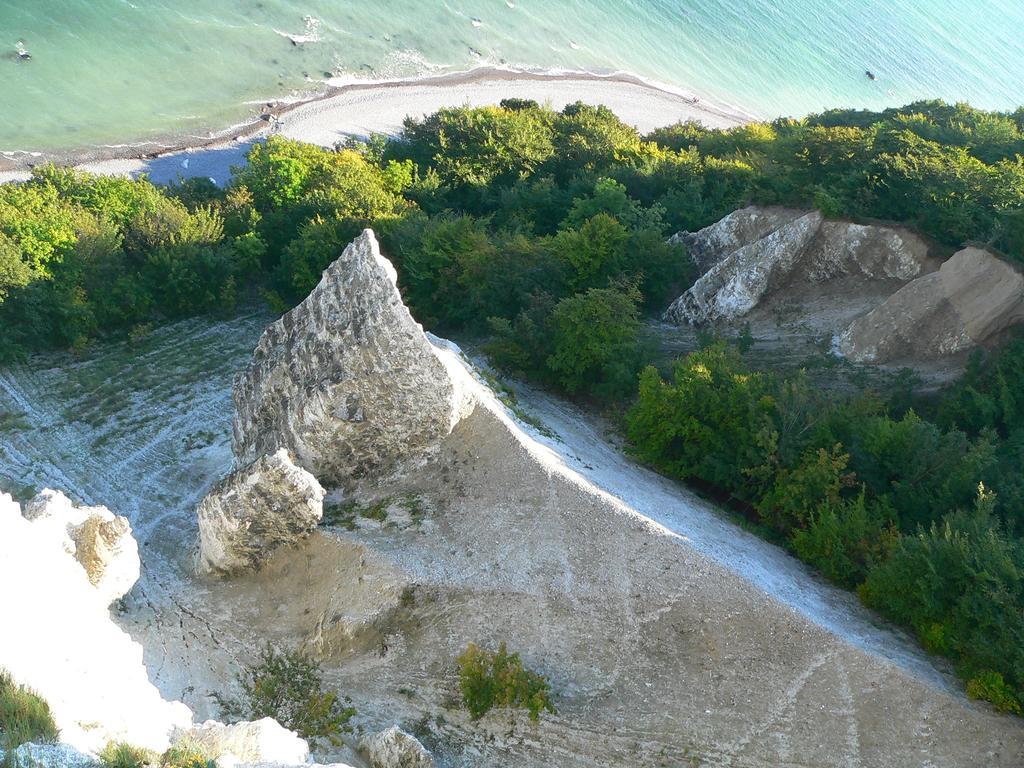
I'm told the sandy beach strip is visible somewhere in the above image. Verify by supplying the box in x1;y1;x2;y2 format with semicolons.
0;67;751;186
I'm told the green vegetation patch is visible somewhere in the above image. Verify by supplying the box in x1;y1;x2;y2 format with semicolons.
213;645;355;748
98;742;216;768
456;642;556;722
0;669;59;753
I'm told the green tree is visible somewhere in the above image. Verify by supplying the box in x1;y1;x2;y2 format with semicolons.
546;285;642;399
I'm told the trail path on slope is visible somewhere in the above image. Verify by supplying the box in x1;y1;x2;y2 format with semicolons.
506;382;954;690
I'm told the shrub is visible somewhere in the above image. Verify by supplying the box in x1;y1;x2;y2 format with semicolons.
0;669;59;751
214;645;355;747
545;284;643;400
966;671;1023;715
859;485;1024;713
456;643;555;722
791;492;897;587
626;343;775;493
160;745;216;768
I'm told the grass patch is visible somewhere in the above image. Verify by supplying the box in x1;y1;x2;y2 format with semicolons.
98;742;215;768
0;669;59;753
0;411;28;434
398;494;427;526
98;743;154;768
182;430;217;451
321;501;358;530
322;497;391;529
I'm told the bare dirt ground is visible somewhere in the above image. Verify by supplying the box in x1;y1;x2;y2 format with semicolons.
1;313;1022;767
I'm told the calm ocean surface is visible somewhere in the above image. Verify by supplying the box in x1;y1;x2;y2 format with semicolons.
1;0;1022;151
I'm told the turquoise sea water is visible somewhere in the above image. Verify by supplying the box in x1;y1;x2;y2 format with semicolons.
1;0;1022;151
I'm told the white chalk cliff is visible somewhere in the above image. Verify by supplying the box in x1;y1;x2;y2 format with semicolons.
0;490;192;753
664;206;935;325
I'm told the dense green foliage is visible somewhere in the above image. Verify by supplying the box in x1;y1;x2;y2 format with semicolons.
456;642;555;722
214;645;355;747
0;669;58;755
626;339;1024;712
1;98;1024;713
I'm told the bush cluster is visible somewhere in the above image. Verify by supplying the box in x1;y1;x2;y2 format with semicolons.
214;645;354;748
626;340;1024;713
456;643;555;722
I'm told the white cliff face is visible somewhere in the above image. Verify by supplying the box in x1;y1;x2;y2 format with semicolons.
837;246;1024;363
664;206;934;325
21;488;139;607
231;229;474;490
196;448;325;575
669;210;823;323
0;492;192;754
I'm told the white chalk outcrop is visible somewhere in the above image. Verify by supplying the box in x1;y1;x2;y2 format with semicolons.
173;718;309;766
21;488;139;606
0;491;192;753
837;246;1024;363
231;229;474;490
197;230;475;575
665;206;934;325
362;726;435;768
196;448;325;575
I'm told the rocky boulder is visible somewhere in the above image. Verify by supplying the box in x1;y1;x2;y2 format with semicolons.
362;726;435;768
664;206;934;325
231;229;474;489
837;246;1024;363
173;718;309;765
0;743;95;768
21;488;139;606
196;448;325;575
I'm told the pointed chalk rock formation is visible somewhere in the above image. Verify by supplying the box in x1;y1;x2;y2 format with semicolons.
231;229;474;488
837;246;1024;363
196;448;325;575
197;230;475;575
665;206;933;325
